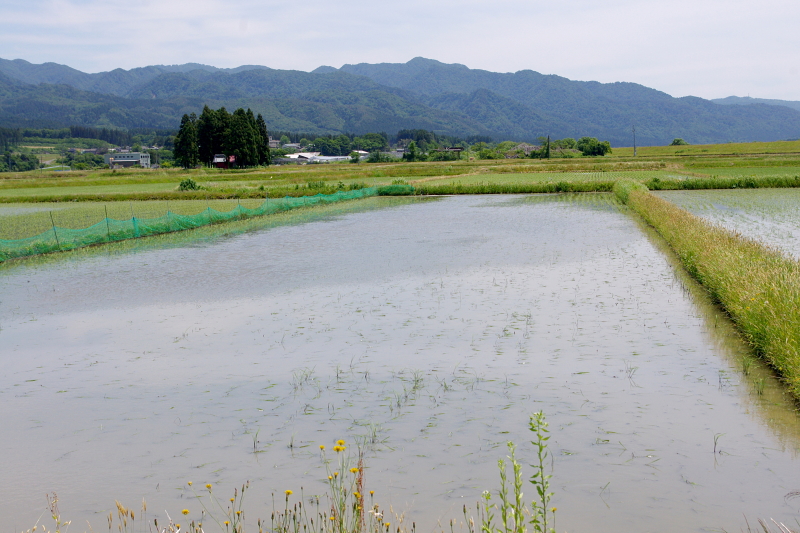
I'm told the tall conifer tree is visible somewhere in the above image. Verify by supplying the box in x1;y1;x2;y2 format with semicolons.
196;105;218;166
224;108;259;167
255;113;271;165
173;113;199;168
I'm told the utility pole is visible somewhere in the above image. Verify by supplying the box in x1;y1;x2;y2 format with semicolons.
632;125;637;157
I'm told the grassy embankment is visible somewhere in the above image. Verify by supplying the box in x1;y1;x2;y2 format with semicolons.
614;179;800;399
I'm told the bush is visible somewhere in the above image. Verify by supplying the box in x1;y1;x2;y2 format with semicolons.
367;151;397;163
377;184;415;196
179;178;200;191
577;137;612;156
670;138;689;146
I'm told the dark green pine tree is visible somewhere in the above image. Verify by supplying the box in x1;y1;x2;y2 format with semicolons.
224;108;259;168
173;113;199;168
196;105;219;166
255;113;271;166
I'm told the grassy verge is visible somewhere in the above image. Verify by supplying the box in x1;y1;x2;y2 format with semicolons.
613;179;800;399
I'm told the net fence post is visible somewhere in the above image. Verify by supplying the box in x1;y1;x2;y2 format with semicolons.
167;200;173;232
49;211;61;251
104;205;111;242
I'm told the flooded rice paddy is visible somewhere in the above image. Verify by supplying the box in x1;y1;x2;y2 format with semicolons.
2;194;800;532
656;188;800;259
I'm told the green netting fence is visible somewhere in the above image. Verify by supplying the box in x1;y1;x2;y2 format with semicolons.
0;187;380;262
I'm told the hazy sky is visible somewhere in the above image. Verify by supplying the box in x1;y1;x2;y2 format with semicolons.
2;0;798;100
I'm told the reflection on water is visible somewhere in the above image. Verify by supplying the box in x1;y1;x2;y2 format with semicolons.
655;188;800;259
2;194;800;533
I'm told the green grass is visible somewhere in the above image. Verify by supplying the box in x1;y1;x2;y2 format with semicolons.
0;181;181;197
0;198;269;238
612;140;800;157
688;166;800;178
0;188;381;261
614;179;800;400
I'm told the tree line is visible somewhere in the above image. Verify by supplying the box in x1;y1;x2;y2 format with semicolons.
173;106;271;168
0;127;22;152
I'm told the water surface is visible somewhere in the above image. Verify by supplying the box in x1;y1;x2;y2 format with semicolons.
655;188;800;259
2;194;799;533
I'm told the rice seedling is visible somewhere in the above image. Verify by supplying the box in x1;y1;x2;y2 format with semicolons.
742;356;754;376
713;433;725;454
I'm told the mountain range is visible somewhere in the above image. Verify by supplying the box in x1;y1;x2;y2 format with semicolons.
1;57;799;146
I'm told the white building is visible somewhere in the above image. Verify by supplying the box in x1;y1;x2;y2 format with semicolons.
103;152;151;169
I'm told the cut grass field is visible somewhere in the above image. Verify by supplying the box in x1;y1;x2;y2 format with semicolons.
614;179;800;400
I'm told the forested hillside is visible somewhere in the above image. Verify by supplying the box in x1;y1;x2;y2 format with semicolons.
1;57;800;145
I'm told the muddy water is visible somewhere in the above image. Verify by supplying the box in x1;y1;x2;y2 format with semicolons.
655;188;800;259
2;194;800;533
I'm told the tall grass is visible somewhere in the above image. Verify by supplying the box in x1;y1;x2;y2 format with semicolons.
613;179;800;398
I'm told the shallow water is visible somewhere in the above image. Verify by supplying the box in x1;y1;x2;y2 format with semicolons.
2;194;800;533
655;188;800;259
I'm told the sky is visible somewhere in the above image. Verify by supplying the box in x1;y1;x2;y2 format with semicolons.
1;0;799;101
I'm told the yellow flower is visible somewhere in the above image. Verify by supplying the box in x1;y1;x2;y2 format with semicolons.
206;484;212;490
353;492;361;498
336;440;345;445
182;509;190;515
236;511;242;516
350;467;358;473
224;520;230;526
370;491;374;496
319;445;325;450
385;523;390;528
328;476;333;480
329;517;335;521
230;498;235;503
285;490;293;496
334;472;339;477
187;482;193;486
339;446;346;452
551;507;557;512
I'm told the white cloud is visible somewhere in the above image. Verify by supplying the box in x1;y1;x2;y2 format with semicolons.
0;0;798;100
